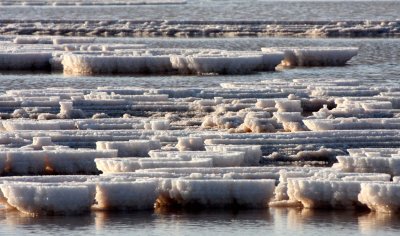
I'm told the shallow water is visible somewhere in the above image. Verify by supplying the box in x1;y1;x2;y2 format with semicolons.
0;0;399;21
0;208;399;236
0;37;398;91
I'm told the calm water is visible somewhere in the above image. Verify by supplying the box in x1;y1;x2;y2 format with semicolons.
0;208;399;236
0;37;399;91
0;0;399;21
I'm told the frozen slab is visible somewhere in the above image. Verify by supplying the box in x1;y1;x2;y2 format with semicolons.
0;183;95;215
96;140;161;157
95;157;213;173
358;182;400;213
261;47;358;67
95;180;159;210
170;52;283;75
204;145;262;166
62;54;173;75
287;178;364;209
149;150;246;167
304;118;400;131
163;179;275;208
334;155;400;176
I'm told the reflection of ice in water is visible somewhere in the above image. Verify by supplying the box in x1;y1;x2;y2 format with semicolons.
0;209;399;235
358;212;400;234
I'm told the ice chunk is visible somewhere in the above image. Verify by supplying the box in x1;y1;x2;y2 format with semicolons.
334;155;400;176
205;145;262;166
62;54;173;75
287;178;364;209
358;183;400;213
96;140;161;157
1;183;95;215
164;179;275;208
176;137;205;151
95;180;159;210
261;47;358;67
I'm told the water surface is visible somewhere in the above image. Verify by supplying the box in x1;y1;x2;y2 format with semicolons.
0;0;399;21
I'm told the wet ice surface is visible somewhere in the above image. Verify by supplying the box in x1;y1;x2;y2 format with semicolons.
0;37;398;91
0;0;399;21
0;208;399;236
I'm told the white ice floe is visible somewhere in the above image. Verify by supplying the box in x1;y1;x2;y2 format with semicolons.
303;118;400;131
61;50;283;76
261;47;358;67
0;183;95;215
162;179;275;208
96;140;161;157
0;149;116;175
358;182;400;213
288;178;364;209
95;157;213;173
204;145;262;166
62;54;173;75
176;137;205;151
334;155;400;176
95;180;159;210
149;150;246;167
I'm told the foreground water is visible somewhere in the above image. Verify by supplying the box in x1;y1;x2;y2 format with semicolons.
0;208;399;236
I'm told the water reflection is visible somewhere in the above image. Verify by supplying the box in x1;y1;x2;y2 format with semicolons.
1;207;400;236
